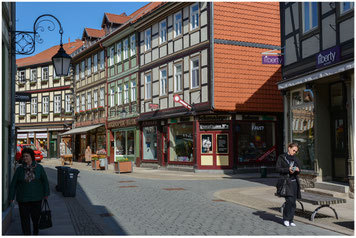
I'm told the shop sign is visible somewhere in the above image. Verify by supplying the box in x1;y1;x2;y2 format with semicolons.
252;125;264;131
28;132;34;138
169;118;178;124
242;115;260;121
15;92;31;102
108;118;137;128
36;133;47;138
199;115;230;121
262;55;284;65
200;124;229;130
316;46;340;68
17;134;27;139
149;103;160;110
217;134;229;154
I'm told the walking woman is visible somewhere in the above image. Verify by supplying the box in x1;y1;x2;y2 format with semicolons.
276;143;302;227
9;148;50;235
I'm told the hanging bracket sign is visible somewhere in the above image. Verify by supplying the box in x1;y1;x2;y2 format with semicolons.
262;55;284;65
15;92;31;102
174;94;192;111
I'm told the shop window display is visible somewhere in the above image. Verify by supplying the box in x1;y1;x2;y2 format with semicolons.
143;126;157;160
115;130;135;161
96;134;106;153
237;122;276;165
170;124;194;162
201;134;213;154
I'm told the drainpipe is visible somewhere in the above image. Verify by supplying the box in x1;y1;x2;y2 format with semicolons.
210;2;214;110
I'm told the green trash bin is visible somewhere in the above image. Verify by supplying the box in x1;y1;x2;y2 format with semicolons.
63;168;80;197
260;166;267;178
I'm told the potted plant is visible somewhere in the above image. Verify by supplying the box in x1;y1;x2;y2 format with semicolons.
96;149;107;170
114;157;132;173
91;155;100;170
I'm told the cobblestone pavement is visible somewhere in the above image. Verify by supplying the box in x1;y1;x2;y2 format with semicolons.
44;163;343;236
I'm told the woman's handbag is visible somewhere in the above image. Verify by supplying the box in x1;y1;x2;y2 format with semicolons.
38;199;52;229
276;178;288;197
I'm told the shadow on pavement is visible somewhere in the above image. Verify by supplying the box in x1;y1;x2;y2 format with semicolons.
333;221;354;230
252;210;283;225
44;167;127;235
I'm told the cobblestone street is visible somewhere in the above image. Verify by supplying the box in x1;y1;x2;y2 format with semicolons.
43;163;343;236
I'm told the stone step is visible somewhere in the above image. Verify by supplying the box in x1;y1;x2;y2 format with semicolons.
314;181;349;193
303;187;349;199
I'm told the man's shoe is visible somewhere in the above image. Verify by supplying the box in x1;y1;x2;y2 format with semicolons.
283;221;290;227
290;222;296;227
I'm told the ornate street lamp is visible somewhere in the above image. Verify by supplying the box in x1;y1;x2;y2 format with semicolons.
13;14;72;76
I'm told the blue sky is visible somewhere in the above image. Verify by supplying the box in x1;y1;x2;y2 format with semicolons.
16;2;148;59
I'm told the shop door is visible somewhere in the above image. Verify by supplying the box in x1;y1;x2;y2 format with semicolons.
49;140;57;158
200;132;231;168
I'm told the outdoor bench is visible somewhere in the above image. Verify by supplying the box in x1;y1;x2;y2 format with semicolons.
278;192;347;221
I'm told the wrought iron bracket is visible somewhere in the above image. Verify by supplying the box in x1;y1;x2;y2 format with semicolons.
11;14;63;55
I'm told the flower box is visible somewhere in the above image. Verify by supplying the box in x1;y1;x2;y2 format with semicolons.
19;115;25;120
86;110;92;114
53;113;61;117
92;108;98;112
18;82;26;87
64;112;72;116
41;79;48;84
30;115;37;119
42;114;48;118
30;81;37;86
53;77;60;82
98;106;105;111
80;111;85;115
91;159;101;170
64;77;71;81
114;161;132;173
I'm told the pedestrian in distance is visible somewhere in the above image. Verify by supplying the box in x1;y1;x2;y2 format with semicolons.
276;143;302;227
9;147;50;235
85;145;92;166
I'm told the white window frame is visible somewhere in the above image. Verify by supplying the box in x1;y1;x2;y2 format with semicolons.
93;90;98;108
145;74;152;100
160;68;167;96
190;3;199;30
302;2;318;33
131;81;136;102
191;56;200;89
159;20;167;44
117;42;122;63
81;94;86;111
20;102;26;116
87;92;92;110
110;87;115;107
81;61;85;79
19;71;26;83
54;95;61;114
75;64;79;81
118;85;122;106
30;69;37;82
174;63;183;93
100;87;105;107
93;54;98;73
42;67;49;81
174;12;182;37
65;94;71;113
87;57;92;75
31;98;37;115
145;28;151;51
123;38;129;60
340;2;354;15
124;83;129;104
109;46;115;66
76;96;80;113
130;34;136;56
43;97;49;114
100;50;105;70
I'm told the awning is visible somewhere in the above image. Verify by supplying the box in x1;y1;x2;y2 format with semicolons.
278;60;354;90
61;124;104;135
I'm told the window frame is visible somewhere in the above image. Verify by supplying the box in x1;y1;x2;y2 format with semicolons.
145;73;152;100
81;94;86;111
190;3;200;31
299;2;320;38
19;70;26;83
76;96;80;113
340;2;354;15
117;42;122;63
54;95;61;114
43;96;49;115
190;56;200;89
110;87;115;107
109;46;115;67
123;38;129;60
174;62;183;93
81;60;85;79
131;81;136;102
124;83;129;104
159;67;168;96
30;69;37;82
118;85;122;106
93;90;98;108
42;67;49;81
31;97;37;115
100;87;105;107
174;11;182;38
65;94;71;113
87;57;92;75
159;19;167;44
75;64;80;81
145;28;151;51
87;92;92;110
100;50;105;70
93;54;98;73
130;34;136;56
20;102;26;116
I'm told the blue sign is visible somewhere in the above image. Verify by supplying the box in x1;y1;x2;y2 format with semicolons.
262;55;284;65
316;46;341;68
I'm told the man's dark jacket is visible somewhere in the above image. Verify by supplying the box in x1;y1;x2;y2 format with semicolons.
275;153;302;199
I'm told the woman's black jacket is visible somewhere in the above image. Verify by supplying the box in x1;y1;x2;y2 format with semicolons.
275;153;302;199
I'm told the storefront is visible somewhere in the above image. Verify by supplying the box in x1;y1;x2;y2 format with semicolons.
142;123;158;162
168;122;194;164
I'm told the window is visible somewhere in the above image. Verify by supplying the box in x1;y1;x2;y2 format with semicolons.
76;96;80;113
174;64;182;92
159;20;167;44
87;92;92;110
303;2;318;33
160;69;167;96
53;67;59;79
145;74;152;99
117;42;122;63
100;88;105;107
81;94;86;111
118;85;122;105
75;64;79;81
54;95;61;114
100;50;105;70
174;12;182;37
143;126;157;160
65;95;71;113
124;83;129;104
190;3;199;30
131;81;136;102
87;57;92;75
109;46;115;66
20;102;26;115
123;38;129;60
170;124;194;162
110;87;115;107
341;2;354;14
145;28;151;51
191;57;200;89
30;69;37;82
31;98;37;115
18;71;25;83
130;34;136;56
93;90;98;108
42;67;49;81
93;54;98;73
43;97;49;114
81;61;85;79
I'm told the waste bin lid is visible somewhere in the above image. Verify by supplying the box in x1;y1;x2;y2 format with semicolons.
68;168;80;174
55;166;70;170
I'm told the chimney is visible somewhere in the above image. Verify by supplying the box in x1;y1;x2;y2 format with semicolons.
68;37;71;47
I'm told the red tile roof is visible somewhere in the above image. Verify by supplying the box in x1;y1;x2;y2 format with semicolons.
129;2;165;23
84;28;105;39
16;39;83;68
103;13;131;26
